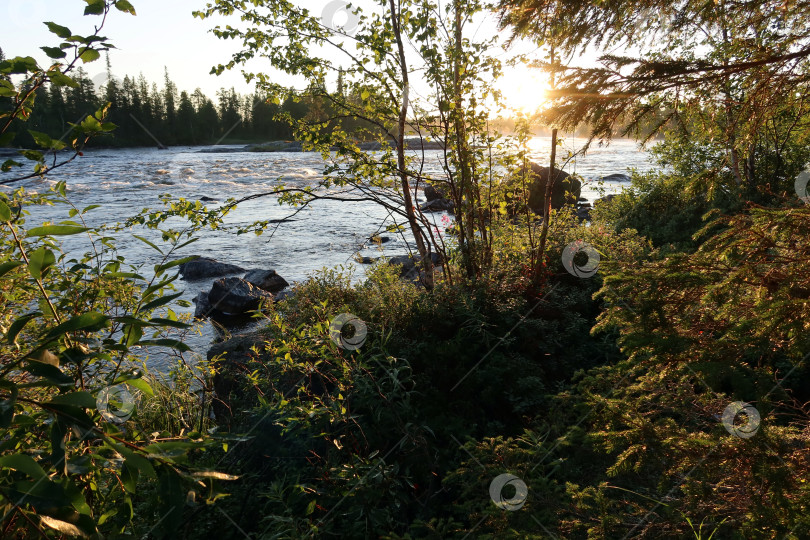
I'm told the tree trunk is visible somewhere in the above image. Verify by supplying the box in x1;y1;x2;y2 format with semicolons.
534;47;558;283
388;0;434;289
453;0;478;281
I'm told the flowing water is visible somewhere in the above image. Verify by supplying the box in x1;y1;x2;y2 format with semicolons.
0;137;655;371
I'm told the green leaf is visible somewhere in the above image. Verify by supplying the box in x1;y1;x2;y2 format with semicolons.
49;72;78;88
121;461;138;493
157;468;185;533
84;0;106;16
1;159;22;172
44;22;72;39
139;291;184;313
20;149;44;162
39;516;88;538
50;419;68;474
46;403;95;430
7;312;42;345
78;48;101;64
133;234;163;254
80;115;102;132
0;454;47;480
122;323;142;347
155;255;198;275
28;247;56;279
42;312;109;341
28;130;66;151
27;225;90;236
47;391;96;408
23;361;73;387
148;317;191;329
126;378;154;396
115;0;137;15
0;381;18;428
116;445;156;478
41;47;67;60
189;471;239;481
0;200;10;221
30;349;60;367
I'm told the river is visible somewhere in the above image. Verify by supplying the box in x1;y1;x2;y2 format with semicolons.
0;137;655;371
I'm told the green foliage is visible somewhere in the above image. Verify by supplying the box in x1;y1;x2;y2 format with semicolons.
0;3;237;537
0;179;235;537
590;170;739;252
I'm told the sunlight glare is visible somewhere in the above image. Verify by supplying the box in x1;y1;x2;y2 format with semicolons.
497;69;550;114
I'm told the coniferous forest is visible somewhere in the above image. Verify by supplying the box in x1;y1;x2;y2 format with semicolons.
0;47;306;147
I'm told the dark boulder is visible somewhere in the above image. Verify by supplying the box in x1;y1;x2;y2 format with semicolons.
594;194;619;206
423;184;449;201
601;173;631;183
273;289;294;302
368;234;392;244
575;207;592;222
388;252;443;279
419;198;455;212
421;184;454;212
517;162;582;212
208;277;274;314
193;291;215;319
243;269;289;294
179;257;245;280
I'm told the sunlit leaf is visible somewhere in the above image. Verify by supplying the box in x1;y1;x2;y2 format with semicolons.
27;225;90;236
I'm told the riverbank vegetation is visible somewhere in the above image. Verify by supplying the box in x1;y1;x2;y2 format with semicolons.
0;0;809;538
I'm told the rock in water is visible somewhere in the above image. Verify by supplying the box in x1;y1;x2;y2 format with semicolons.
179;257;245;280
368;234;392;244
594;194;619;206
387;253;444;279
600;173;631;183
421;184;454;212
518;162;582;212
193;291;215;319
419;198;455;212
208;277;274;314
243;269;289;294
423;184;448;201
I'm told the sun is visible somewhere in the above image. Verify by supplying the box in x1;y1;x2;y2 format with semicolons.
496;69;550;115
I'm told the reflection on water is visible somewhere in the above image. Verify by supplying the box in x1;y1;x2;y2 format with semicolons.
0;138;654;370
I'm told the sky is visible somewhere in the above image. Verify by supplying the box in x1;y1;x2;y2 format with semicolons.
2;0;255;97
1;0;560;113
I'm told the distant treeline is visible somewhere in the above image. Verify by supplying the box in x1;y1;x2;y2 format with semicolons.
0;49;628;150
0;52;313;148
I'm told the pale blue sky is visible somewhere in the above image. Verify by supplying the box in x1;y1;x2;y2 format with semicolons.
1;0;576;113
2;0;256;97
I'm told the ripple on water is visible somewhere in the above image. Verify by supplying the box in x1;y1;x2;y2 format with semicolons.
0;140;654;372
